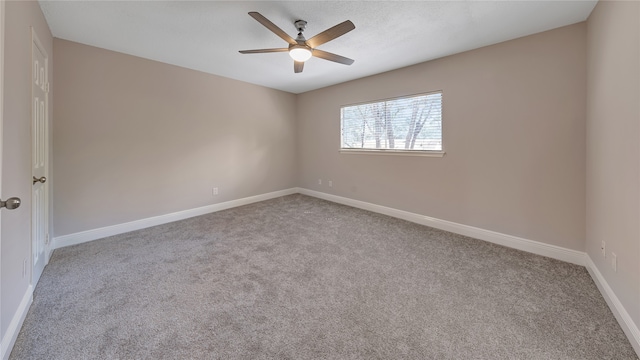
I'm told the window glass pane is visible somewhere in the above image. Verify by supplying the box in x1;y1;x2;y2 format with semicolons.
341;92;442;151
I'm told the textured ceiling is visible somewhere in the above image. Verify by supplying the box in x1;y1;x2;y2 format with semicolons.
39;1;597;94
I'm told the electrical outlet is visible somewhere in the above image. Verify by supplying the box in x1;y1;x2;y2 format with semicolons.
601;241;606;258
611;253;617;272
22;259;27;278
328;180;333;187
213;187;219;196
318;179;322;185
45;233;50;245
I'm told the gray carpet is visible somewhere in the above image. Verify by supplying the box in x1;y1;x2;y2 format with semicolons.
10;194;638;359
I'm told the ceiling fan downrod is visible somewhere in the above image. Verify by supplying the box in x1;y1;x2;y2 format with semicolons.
294;20;307;41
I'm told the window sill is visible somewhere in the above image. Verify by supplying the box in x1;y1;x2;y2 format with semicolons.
339;149;446;157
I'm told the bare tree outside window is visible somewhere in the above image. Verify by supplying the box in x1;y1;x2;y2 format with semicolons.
341;92;442;152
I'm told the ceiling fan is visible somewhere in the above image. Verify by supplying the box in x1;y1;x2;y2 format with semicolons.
239;12;355;73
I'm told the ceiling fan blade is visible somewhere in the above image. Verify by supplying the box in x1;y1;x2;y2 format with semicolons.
312;49;354;65
294;61;304;73
239;48;289;54
306;20;355;48
248;12;297;45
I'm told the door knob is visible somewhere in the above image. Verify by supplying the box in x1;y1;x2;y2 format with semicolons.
0;197;21;210
33;176;46;184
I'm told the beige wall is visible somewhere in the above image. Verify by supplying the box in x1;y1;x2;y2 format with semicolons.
53;39;297;236
586;0;640;327
1;0;53;345
297;23;587;251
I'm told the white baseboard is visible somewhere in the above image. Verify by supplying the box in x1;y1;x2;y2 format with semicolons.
298;188;586;266
53;188;298;249
1;285;33;360
585;256;640;356
55;187;585;265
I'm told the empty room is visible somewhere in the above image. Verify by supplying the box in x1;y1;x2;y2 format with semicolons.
1;0;639;358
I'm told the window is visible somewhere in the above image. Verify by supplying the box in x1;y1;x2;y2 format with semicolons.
340;91;443;156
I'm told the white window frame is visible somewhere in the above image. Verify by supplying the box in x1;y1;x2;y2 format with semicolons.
339;91;445;157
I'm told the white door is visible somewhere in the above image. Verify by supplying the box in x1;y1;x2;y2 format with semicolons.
31;30;48;286
0;0;5;337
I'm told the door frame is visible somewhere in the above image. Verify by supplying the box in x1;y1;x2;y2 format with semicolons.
30;27;49;286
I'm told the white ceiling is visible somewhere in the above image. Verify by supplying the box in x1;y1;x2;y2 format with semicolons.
39;1;597;94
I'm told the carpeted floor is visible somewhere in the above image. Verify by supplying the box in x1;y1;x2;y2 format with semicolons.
10;194;638;359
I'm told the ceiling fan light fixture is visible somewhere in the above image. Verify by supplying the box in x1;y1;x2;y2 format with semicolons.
289;46;312;62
